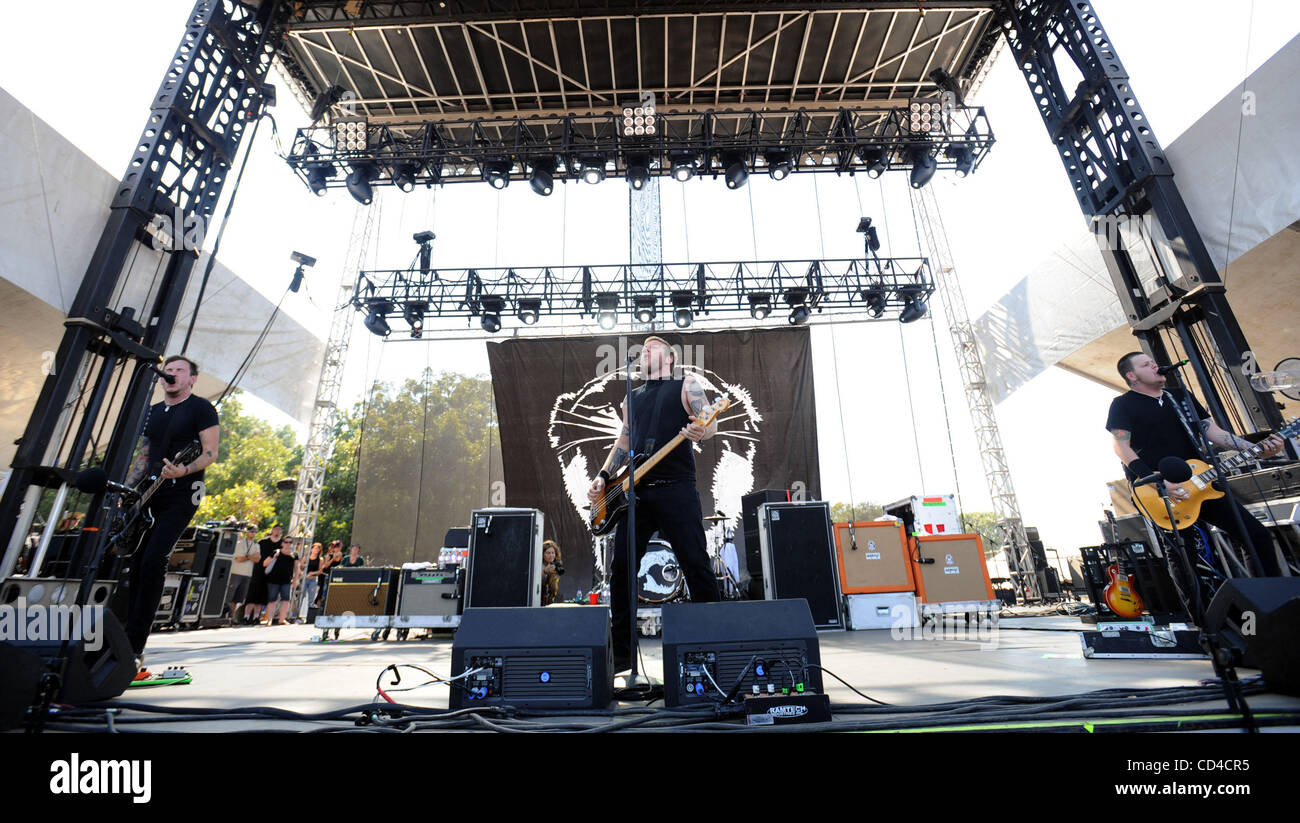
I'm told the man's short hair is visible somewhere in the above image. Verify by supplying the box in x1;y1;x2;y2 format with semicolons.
164;354;199;376
1116;351;1144;384
643;335;676;365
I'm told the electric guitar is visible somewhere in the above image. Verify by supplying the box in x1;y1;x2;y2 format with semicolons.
1131;417;1299;530
588;394;730;536
108;440;204;552
1102;560;1144;618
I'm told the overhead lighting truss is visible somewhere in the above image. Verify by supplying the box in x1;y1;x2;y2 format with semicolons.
286;103;994;194
353;254;935;337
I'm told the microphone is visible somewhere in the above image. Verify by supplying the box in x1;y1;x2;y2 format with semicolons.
1157;359;1190;376
75;467;140;497
1132;456;1194;488
151;365;176;385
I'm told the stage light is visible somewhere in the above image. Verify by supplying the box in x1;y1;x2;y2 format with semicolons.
595;292;619;329
723;154;748;189
765;151;793;181
861;287;887;318
627;155;651;190
529;157;556;196
670;154;697;182
928;67;964;105
346;163;376;205
413;230;435;276
363;300;392;337
480;295;504;333
392;162;419;192
580;154;607;185
633;294;657;324
306;164;334;196
899;290;928;323
908;145;937;189
784;287;810;325
483;159;512;189
671;291;695;328
861;146;889;178
516;298;541;325
747;292;772;320
946;145;975;177
856;217;881;252
404;300;427;338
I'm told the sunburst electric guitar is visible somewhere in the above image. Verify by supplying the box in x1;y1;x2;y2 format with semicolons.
1131;418;1298;530
588;394;730;536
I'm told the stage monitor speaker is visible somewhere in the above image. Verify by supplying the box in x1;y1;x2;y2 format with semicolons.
323;567;399;616
757;502;842;629
450;606;612;709
912;534;996;606
0;609;135;729
465;508;543;609
661;599;824;707
397;567;461;617
1204;578;1300;695
199;557;232;619
833;521;914;594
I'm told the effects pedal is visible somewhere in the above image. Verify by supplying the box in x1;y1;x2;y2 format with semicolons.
744;692;832;726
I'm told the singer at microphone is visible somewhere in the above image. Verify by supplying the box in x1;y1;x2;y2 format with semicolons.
1156;359;1189;376
1106;351;1286;576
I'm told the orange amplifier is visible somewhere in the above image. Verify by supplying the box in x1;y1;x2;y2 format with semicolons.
911;533;995;607
833;521;915;594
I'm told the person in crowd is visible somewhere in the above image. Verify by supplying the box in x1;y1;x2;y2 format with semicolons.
541;540;565;606
228;523;259;622
263;531;298;625
341;543;367;567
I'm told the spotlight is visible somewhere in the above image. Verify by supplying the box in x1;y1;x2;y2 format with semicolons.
595;292;619;330
580;154;607;185
670;153;697;182
516;298;541;325
529;157;556;196
633;294;657;324
306;164;334;196
723;153;748;189
480;295;504;333
899;290;928;323
747;292;772;320
856;217;881;252
627;155;651;190
670;291;695;329
784;288;810;325
363;301;392;337
483;159;512;189
908;145;937;189
946;145;975;177
392;162;419;192
404;300;427;338
765;151;793;181
861;146;889;178
861;287;887;318
346;164;376;205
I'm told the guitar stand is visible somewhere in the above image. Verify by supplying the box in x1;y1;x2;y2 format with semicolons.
1152;483;1258;732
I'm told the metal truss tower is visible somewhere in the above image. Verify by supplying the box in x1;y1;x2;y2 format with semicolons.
911;185;1041;602
286;203;377;549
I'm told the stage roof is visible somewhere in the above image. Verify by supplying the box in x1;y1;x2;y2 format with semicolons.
275;2;1004;121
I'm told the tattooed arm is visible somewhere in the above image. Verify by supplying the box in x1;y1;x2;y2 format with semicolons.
125;438;151;487
681;376;716;442
589;403;631;502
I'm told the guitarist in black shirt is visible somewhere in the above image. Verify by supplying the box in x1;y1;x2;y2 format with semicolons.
587;336;721;673
122;355;220;668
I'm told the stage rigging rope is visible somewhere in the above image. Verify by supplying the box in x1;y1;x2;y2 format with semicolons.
1221;0;1256;288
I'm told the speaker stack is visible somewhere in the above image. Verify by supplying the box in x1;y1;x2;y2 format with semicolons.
464;508;543;608
756;501;842;629
912;534;997;616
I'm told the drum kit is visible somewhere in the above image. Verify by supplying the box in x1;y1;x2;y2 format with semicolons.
631;514;745;604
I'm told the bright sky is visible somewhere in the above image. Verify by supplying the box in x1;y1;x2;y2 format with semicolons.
2;1;1296;561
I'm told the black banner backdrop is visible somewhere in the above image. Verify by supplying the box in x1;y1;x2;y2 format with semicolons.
486;326;820;599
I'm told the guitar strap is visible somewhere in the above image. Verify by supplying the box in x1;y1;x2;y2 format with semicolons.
1163;388;1210;461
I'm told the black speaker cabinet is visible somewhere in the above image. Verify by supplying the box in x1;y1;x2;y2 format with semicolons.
662;600;824;707
757;501;842;629
0;609;135;729
323;567;400;616
465;508;543;609
450;606;612;709
199;556;232;619
397;567;461;617
1204;578;1300;695
170;527;219;575
740;490;788;596
1;577;115;609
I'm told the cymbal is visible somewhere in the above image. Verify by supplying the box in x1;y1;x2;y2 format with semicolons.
703;514;730;522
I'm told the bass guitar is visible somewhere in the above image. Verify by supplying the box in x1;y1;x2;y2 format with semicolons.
1131;418;1298;530
588;394;730;536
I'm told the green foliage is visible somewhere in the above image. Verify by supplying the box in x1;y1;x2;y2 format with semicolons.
194;479;275;525
829;501;885;524
959;511;1003;557
189;394;300;529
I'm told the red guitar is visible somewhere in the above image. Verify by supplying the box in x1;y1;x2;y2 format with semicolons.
1102;560;1144;619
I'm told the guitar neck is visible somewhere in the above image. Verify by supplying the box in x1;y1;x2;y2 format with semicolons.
626;432;689;487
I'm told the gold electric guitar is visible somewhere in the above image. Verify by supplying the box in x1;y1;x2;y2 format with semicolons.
1132;418;1298;530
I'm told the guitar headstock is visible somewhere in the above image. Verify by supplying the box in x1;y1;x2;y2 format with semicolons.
693;393;731;427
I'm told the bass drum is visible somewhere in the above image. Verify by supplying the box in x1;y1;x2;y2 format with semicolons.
638;538;687;604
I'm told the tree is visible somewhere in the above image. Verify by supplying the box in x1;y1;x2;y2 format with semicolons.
959;511;1003;558
829;501;885;524
190;394;301;529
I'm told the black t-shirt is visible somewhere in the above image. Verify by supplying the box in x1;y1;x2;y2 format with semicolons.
630;378;694;482
142;393;219;495
1105;387;1209;476
254;538;280;581
265;550;297;584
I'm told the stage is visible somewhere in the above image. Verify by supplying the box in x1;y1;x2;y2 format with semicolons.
56;613;1300;733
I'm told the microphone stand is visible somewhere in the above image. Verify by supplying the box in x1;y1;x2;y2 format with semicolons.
617;351;652;691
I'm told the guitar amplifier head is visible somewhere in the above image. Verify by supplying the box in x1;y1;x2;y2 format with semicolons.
397;568;461;617
323;567;399;616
